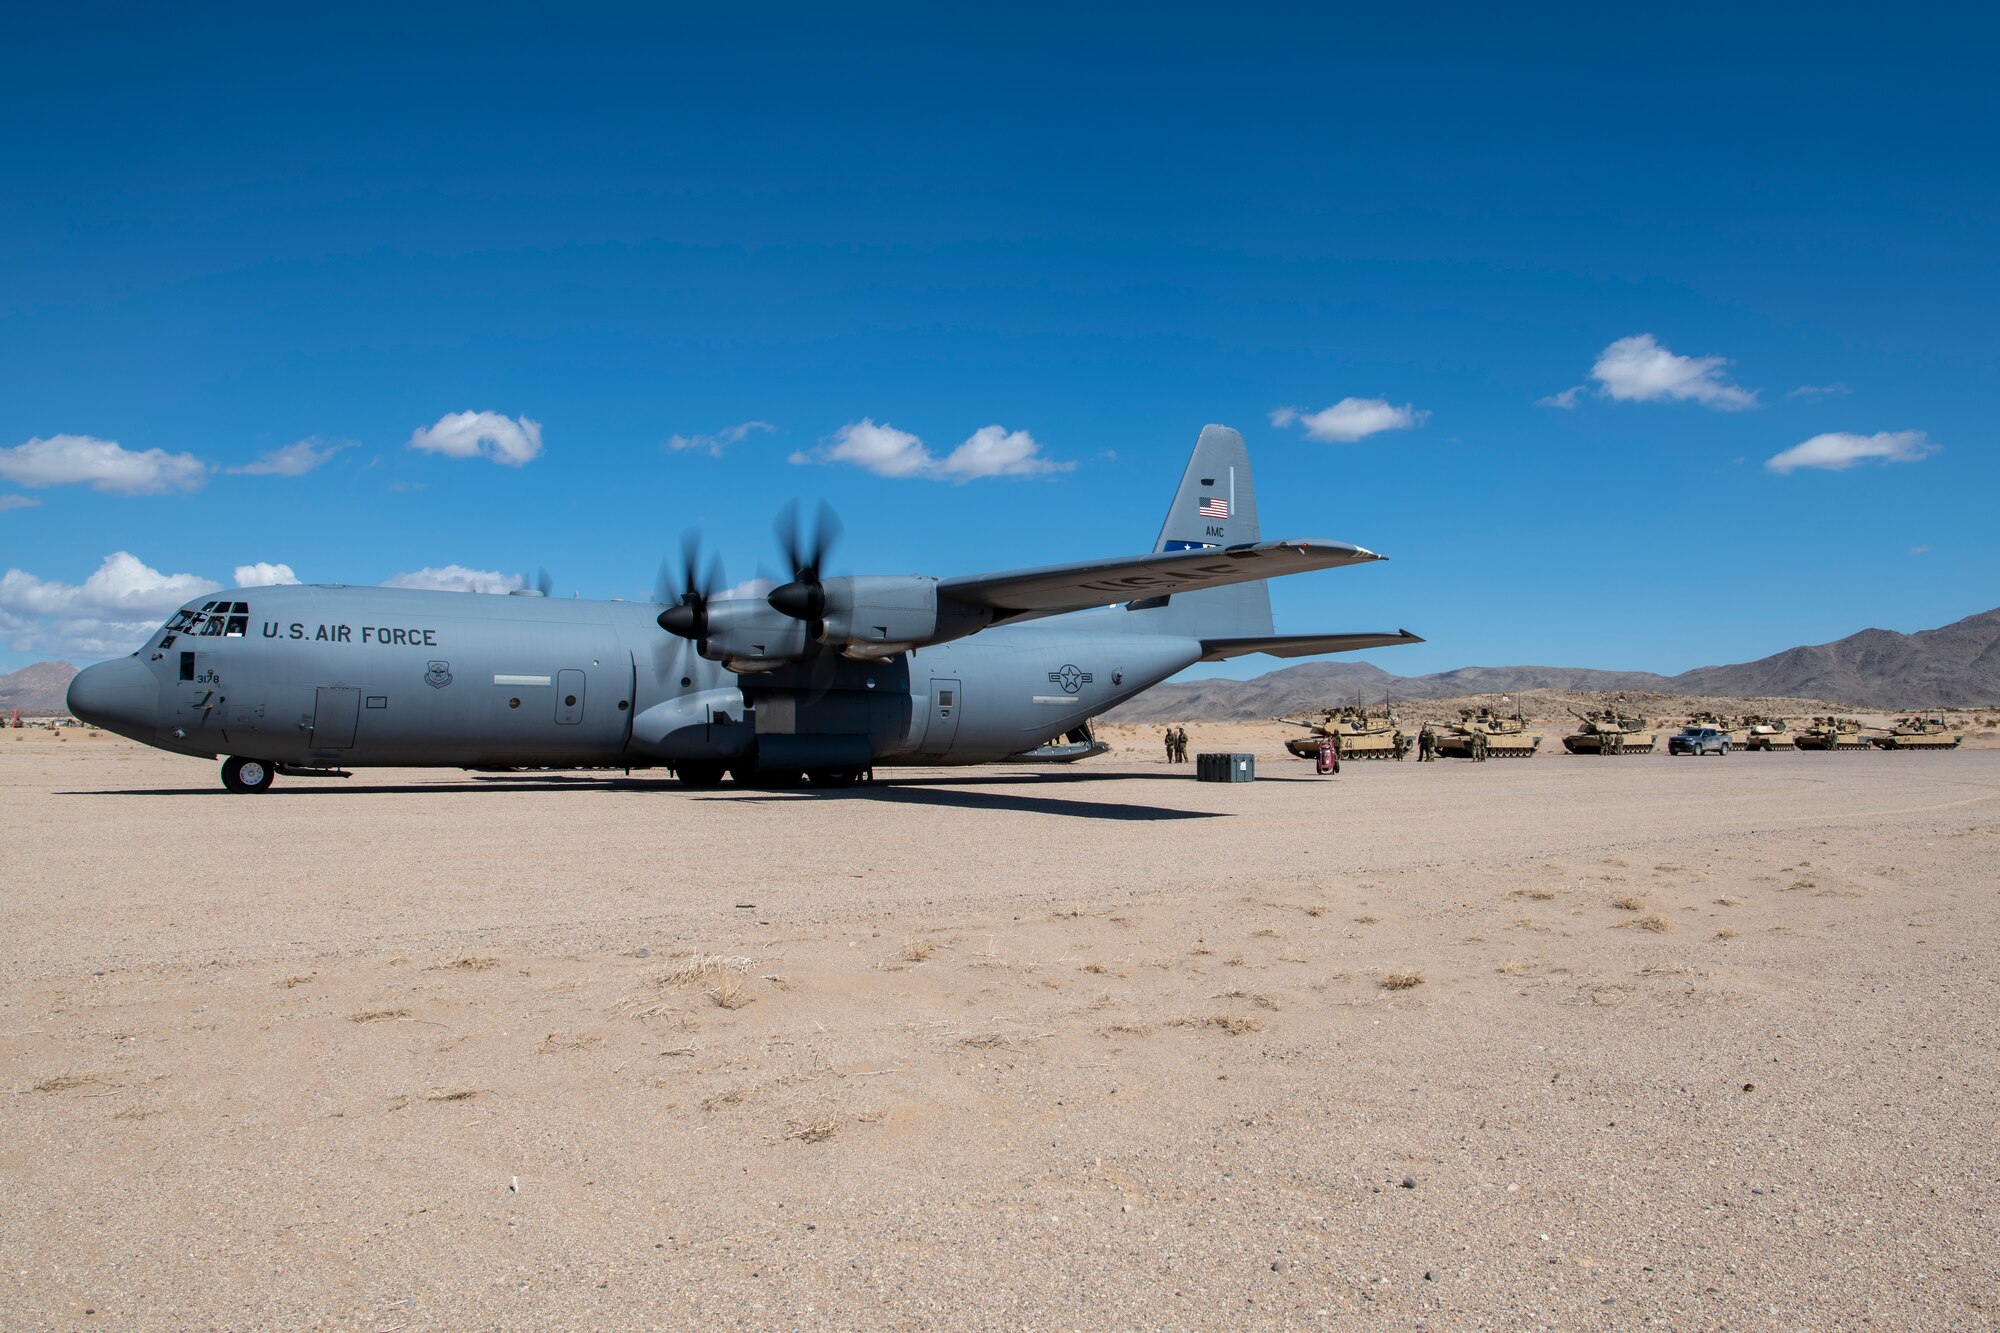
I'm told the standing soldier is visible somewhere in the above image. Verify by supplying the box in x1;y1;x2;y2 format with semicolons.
1418;724;1435;762
1163;728;1176;763
1471;730;1489;762
1175;725;1189;763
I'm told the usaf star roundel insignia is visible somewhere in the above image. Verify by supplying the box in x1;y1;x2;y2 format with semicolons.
1049;663;1093;694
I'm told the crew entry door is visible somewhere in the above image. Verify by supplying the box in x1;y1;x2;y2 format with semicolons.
313;686;360;749
555;669;585;724
924;678;962;752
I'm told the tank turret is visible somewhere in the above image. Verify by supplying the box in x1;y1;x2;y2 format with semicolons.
1279;704;1410;760
1561;708;1656;756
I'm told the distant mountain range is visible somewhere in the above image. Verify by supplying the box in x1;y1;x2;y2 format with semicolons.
0;660;78;716
1108;606;2000;721
8;606;1998;722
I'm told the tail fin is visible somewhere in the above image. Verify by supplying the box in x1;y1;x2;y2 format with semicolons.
1127;424;1274;637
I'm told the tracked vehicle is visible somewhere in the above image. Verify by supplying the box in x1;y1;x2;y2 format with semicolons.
1281;705;1409;760
1735;715;1795;751
1795;717;1869;751
1435;706;1542;758
1561;709;1656;755
1868;716;1963;751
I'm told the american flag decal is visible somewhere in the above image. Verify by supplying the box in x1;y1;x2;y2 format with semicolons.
1198;495;1229;519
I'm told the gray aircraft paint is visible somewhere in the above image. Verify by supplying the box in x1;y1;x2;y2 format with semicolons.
68;426;1421;789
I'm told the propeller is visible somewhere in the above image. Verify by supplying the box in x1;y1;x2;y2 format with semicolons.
535;567;554;598
767;500;842;622
657;530;725;640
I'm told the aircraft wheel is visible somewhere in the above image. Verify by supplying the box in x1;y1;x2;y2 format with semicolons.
222;756;276;794
676;761;726;789
806;768;860;789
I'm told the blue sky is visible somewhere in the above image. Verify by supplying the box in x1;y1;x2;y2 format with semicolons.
3;5;1995;677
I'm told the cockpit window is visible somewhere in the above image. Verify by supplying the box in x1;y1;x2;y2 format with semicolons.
167;600;250;642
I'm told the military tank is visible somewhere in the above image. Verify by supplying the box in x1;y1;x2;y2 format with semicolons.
1561;708;1656;755
1794;716;1870;751
1868;716;1963;751
1434;706;1543;759
1735;714;1795;752
1281;705;1410;760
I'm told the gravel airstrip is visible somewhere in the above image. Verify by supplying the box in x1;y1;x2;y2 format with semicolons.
3;729;1996;1330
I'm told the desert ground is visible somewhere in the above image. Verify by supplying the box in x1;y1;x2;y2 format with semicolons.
3;727;1997;1330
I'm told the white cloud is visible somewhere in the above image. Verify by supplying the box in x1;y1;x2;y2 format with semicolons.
1537;386;1585;410
794;420;1072;482
233;562;301;587
1786;383;1850;400
407;411;543;467
1764;430;1938;474
935;425;1073;480
0;495;40;511
1270;398;1429;443
383;565;526;594
230;439;349;476
0;434;207;494
1588;333;1757;410
667;421;775;457
0;552;223;657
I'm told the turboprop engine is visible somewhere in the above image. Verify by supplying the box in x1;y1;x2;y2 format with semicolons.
767;574;992;659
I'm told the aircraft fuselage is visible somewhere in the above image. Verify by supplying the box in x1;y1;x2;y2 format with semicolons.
70;584;1202;778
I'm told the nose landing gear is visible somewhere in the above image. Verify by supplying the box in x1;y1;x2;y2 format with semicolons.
221;756;276;793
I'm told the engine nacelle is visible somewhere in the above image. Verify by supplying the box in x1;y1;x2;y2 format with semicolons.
812;576;992;657
697;599;816;672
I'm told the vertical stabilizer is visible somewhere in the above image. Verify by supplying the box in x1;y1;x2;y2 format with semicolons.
1126;425;1273;637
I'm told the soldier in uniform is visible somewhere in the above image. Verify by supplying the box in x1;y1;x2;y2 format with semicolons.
1471;729;1489;762
1417;724;1435;762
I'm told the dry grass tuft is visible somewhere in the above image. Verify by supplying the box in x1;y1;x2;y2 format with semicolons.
899;934;936;963
1221;990;1281;1010
33;1073;108;1093
654;952;751;989
1304;905;1327;917
277;974;315;988
1173;1013;1264;1035
1103;1021;1157;1037
1638;914;1674;934
1509;888;1558;902
1353;915;1380;925
1713;927;1737;941
787;1117;839;1144
1496;958;1533;975
705;973;755;1009
425;1087;479;1102
1379;971;1426;990
1612;894;1646;912
1713;896;1742;907
348;1008;410;1024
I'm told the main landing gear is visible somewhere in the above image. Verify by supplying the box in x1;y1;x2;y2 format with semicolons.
221;756;276;794
673;763;864;791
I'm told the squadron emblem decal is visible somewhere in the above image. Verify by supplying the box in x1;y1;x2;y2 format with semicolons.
1049;664;1093;694
424;660;453;689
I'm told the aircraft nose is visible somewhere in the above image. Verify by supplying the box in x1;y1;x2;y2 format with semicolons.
67;656;160;741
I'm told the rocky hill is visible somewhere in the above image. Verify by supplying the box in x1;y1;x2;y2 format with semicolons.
0;661;79;717
1108;606;2000;722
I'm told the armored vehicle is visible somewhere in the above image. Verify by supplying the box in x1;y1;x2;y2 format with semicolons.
1434;706;1542;758
1281;705;1409;760
1561;708;1656;755
1735;715;1795;751
1794;716;1869;751
1868;716;1963;751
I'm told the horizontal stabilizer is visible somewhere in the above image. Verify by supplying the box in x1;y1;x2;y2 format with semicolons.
941;539;1383;621
1198;629;1424;662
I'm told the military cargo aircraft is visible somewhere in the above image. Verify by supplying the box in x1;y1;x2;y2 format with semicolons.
67;425;1419;792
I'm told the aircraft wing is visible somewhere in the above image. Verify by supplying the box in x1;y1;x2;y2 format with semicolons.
1198;630;1424;661
938;540;1383;619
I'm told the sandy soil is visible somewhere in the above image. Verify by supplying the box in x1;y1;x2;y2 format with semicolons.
3;729;1997;1330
